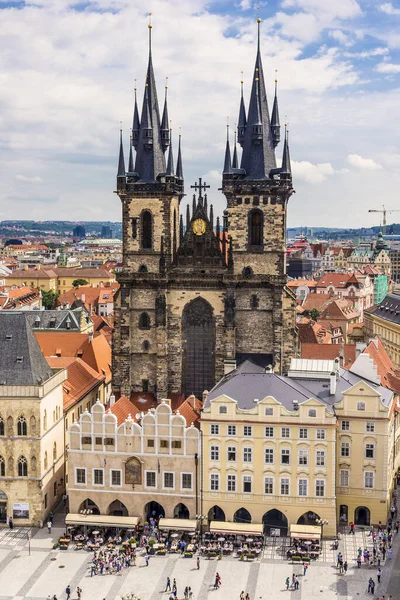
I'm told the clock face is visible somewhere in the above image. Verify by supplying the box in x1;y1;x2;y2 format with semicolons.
192;218;206;236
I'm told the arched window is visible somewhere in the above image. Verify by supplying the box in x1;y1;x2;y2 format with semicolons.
0;456;5;476
248;209;263;247
139;312;150;329
142;340;150;352
0;417;4;436
53;442;57;461
17;415;27;436
138;264;148;273
141;211;153;250
250;295;259;309
43;410;47;431
17;456;28;477
44;451;48;470
243;266;253;278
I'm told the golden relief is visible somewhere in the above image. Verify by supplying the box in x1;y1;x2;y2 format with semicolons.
192;218;206;236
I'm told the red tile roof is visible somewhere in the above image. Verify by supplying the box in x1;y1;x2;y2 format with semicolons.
46;356;105;410
111;395;140;425
301;343;356;368
363;337;400;392
317;273;361;288
178;395;202;428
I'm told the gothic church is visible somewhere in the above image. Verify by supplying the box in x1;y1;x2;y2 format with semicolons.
113;18;296;400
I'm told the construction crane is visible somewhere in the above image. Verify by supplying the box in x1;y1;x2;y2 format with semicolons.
368;205;400;235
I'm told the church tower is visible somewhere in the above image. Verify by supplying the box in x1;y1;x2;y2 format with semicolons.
113;17;296;401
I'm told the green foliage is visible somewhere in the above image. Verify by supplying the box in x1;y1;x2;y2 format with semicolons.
41;289;59;310
310;308;320;321
72;278;89;288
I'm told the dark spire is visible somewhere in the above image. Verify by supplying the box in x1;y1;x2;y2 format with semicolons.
271;75;281;148
186;203;190;230
240;17;277;179
132;83;140;148
117;127;125;177
232;129;239;169
192;194;196;216
179;214;184;244
210;204;214;230
134;18;166;182
281;124;291;175
128;132;134;172
166;129;174;176
160;79;170;152
176;132;183;180
216;216;220;241
204;194;208;214
223;125;233;174
159;235;166;275
237;78;247;147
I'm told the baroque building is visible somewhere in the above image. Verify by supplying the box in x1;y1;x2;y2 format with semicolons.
113;19;296;400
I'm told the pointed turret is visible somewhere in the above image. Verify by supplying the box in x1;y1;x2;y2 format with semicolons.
166;129;174;176
271;77;280;148
132;84;140;148
210;204;214;230
186;203;190;230
240;17;276;179
232;130;239;169
223;125;233;174
117;128;126;178
281;124;291;176
128;132;134;172
160;80;170;152
134;20;166;182
179;214;184;244
176;133;183;180
237;79;247;147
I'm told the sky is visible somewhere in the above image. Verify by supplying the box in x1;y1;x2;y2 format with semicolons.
1;0;400;228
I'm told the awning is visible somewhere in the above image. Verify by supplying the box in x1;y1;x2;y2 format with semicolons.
65;514;140;529
289;524;321;540
158;518;197;532
209;522;264;536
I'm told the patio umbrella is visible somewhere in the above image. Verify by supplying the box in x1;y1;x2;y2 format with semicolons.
218;537;225;541
246;538;253;542
171;533;179;538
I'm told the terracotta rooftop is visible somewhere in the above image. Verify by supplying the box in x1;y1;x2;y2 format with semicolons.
287;279;317;288
110;395;140;425
177;395;202;428
302;295;335;312
46;357;105;410
301;343;356;368
58;284;119;312
55;267;114;278
7;268;57;279
317;273;361;288
363;337;400;393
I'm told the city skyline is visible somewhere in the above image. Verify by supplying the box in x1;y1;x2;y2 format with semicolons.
1;0;400;226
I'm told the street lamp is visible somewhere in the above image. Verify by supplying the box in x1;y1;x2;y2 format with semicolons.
316;518;328;541
196;514;206;542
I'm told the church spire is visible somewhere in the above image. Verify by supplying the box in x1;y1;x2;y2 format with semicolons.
117;127;125;177
223;124;233;174
281;123;291;176
232;129;239;169
128;132;134;172
132;83;140;148
176;132;183;180
237;78;247;147
160;79;170;152
133;16;166;182
239;16;276;179
271;75;281;148
166;129;174;176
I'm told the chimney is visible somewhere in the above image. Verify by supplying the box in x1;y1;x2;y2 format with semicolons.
81;293;85;303
88;332;93;343
330;371;337;395
109;394;115;406
188;393;196;409
265;364;273;373
224;359;236;375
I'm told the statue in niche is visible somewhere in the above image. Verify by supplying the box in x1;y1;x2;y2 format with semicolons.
155;294;167;326
125;457;142;485
224;291;236;325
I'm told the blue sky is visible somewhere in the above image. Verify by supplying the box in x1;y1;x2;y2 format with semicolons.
1;0;400;227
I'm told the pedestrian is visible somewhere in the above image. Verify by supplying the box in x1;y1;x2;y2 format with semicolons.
47;520;52;534
368;578;374;594
62;493;67;506
388;548;393;560
52;595;57;600
197;556;200;570
357;556;361;568
245;594;250;600
173;579;177;593
189;587;193;600
294;576;299;590
343;561;348;574
285;577;290;590
8;516;13;530
350;522;355;535
184;586;189;600
214;574;219;590
395;521;399;534
240;592;245;600
303;563;308;576
77;588;82;599
377;567;382;583
166;577;171;592
368;525;374;537
49;511;54;524
145;554;149;566
66;585;71;599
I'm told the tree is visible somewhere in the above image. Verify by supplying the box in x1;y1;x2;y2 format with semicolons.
41;289;59;310
310;308;320;321
72;279;89;288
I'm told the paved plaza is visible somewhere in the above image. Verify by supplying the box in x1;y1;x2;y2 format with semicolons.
0;517;398;600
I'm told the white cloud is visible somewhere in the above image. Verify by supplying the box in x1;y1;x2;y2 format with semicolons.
380;3;400;15
347;154;382;170
16;175;43;183
329;29;352;46
376;62;400;73
292;160;336;183
344;47;389;58
239;0;252;9
281;0;362;19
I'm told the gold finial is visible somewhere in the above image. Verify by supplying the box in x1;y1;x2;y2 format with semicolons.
120;120;122;132
256;67;259;72
275;69;278;83
179;126;182;137
148;12;152;28
255;77;259;81
165;76;168;89
145;83;149;87
134;78;137;91
240;70;244;84
257;5;261;23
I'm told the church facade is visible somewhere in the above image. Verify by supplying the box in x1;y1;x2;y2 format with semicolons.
112;19;296;400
